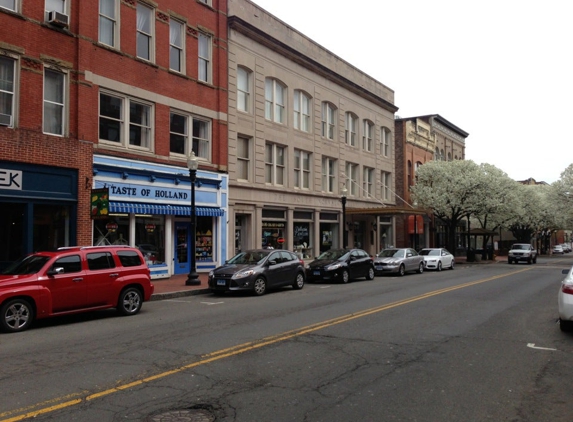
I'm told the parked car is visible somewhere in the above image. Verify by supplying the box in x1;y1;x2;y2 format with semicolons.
418;248;455;271
553;245;564;255
508;243;537;264
562;244;572;253
208;249;305;296
373;248;424;276
305;248;374;283
0;246;154;333
558;265;573;331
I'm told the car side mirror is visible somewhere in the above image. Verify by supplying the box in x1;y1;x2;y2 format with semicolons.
47;267;64;276
407;253;412;257
268;259;277;266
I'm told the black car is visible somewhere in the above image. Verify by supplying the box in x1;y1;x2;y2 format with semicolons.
305;248;374;283
208;249;305;296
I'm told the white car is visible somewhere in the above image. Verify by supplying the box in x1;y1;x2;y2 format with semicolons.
558;266;573;331
418;248;454;271
553;245;564;255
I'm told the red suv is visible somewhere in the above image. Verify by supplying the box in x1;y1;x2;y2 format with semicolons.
0;246;154;333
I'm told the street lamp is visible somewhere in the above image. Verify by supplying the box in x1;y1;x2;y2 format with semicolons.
341;186;348;248
185;151;200;286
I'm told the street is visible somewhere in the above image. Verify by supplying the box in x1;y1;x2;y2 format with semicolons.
1;256;573;422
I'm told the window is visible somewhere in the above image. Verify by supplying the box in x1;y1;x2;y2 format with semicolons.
265;78;285;124
169;111;211;160
0;0;17;12
87;252;115;270
169;19;184;73
381;127;391;157
136;3;153;61
345;112;357;146
117;250;144;267
363;167;373;198
321;157;336;193
198;33;211;83
321;102;335;140
265;142;285;186
45;0;65;14
294;149;311;189
198;0;211;5
237;67;251;113
363;120;373;152
237;136;251;181
381;171;391;201
43;68;65;136
345;162;358;196
99;91;152;150
434;147;440;160
0;56;15;127
53;255;81;273
294;90;311;132
99;0;118;48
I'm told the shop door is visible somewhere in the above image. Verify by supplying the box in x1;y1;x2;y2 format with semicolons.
174;223;190;275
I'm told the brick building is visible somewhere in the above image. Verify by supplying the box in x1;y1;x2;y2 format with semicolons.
0;1;228;276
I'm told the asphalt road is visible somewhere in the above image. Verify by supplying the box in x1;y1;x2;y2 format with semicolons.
1;256;572;422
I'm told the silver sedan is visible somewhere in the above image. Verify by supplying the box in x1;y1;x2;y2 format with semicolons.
419;248;455;271
373;248;424;276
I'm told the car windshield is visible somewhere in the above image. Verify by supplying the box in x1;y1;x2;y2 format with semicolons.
228;251;269;265
377;249;404;258
419;249;440;256
317;249;348;260
512;244;529;250
2;255;51;275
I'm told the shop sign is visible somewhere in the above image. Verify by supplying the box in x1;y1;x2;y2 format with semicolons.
91;188;110;219
262;221;285;229
145;223;155;233
106;222;118;233
277;237;285;244
0;168;22;190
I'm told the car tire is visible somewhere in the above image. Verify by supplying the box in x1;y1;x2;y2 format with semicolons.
559;319;573;332
417;262;424;274
253;277;267;296
533;256;537;264
508;259;512;264
117;287;143;316
1;298;34;333
450;260;455;270
341;270;350;284
366;267;375;280
398;265;405;277
437;261;442;271
292;272;305;290
527;257;532;265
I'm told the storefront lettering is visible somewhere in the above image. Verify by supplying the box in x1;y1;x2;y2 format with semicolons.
111;186;137;196
109;185;188;200
0;169;22;190
154;190;188;199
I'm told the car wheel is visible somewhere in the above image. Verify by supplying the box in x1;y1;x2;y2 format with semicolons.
508;259;512;264
437;261;442;271
398;265;405;277
292;272;305;290
559;319;573;332
253;277;267;296
533;256;537;264
1;298;34;333
366;267;375;280
527;257;532;265
341;270;350;284
417;262;424;274
117;287;143;316
450;260;455;270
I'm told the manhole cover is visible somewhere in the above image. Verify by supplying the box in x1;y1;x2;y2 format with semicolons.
147;408;215;422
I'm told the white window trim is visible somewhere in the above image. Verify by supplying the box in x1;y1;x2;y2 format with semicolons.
236;135;251;181
381;171;391;201
345;112;357;146
363;120;373;152
198;32;212;83
136;2;155;62
346;162;358;196
1;0;18;12
237;66;251;113
45;0;67;19
265;78;286;124
0;54;18;128
321;102;335;140
363;167;373;198
265;142;285;186
98;0;119;48
168;110;211;161
294;149;311;190
294;90;311;133
322;157;336;193
43;66;67;136
169;18;185;73
381;127;391;157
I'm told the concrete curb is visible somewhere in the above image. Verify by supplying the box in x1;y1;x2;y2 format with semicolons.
150;288;212;301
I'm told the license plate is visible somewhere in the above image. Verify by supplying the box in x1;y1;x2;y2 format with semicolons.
313;271;320;276
376;266;383;270
217;279;226;286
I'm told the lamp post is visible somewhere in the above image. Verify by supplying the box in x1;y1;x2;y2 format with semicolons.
341;186;348;248
185;151;200;286
413;201;418;251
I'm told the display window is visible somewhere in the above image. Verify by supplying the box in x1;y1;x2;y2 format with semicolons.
135;216;165;265
196;217;214;261
294;222;312;258
93;217;129;246
262;221;285;249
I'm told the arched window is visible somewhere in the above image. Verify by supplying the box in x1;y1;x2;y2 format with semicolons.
294;90;311;132
265;78;286;123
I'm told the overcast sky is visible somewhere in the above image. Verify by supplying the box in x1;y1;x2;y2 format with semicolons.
250;0;572;184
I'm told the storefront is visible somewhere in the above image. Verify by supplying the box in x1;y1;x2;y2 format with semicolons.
0;161;77;270
92;155;228;278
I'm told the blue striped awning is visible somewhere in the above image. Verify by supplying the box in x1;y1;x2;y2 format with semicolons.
109;202;224;217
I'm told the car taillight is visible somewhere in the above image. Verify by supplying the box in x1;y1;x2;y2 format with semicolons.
299;259;305;265
562;284;573;295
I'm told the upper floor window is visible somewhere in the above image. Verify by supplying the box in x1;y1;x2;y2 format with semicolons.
381;171;391;201
99;0;118;48
265;78;285;124
0;0;17;12
345;112;357;146
294;149;311;189
363;167;374;198
294;90;311;132
169;111;211;160
198;0;212;5
45;0;65;14
363;120;373;152
0;56;15;127
169;19;184;73
381;126;391;157
99;91;152;151
136;3;154;61
43;68;66;136
265;142;285;186
321;157;336;193
321;102;335;140
237;135;251;181
345;162;358;196
237;66;251;113
198;33;211;83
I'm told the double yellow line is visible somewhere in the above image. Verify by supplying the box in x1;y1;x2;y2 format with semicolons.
1;268;529;421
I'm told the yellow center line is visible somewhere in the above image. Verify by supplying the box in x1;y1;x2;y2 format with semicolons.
1;267;531;422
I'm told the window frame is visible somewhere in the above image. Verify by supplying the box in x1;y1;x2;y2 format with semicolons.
321;157;336;193
45;0;66;17
265;78;286;124
237;66;251;113
0;55;17;128
98;0;119;48
321;102;336;140
43;67;67;136
294;90;311;133
381;171;391;201
0;0;18;12
345;162;358;196
236;135;251;181
363;167;374;198
363;120;373;152
265;142;285;186
169;18;185;73
381;126;391;157
294;149;311;190
136;2;154;62
198;32;212;83
345;112;357;146
169;110;211;161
